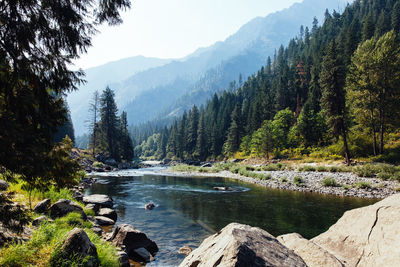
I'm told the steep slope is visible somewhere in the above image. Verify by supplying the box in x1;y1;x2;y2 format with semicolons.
67;56;172;134
120;0;349;126
69;0;349;136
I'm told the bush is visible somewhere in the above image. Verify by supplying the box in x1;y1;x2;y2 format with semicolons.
293;176;303;185
322;177;340;187
261;163;286;171
353;181;372;189
316;166;328;172
298;165;316;172
280;176;288;183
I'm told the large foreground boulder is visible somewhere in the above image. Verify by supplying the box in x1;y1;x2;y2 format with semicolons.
50;228;98;267
310;193;400;267
278;233;343;267
179;223;307;267
49;199;86;219
83;194;113;208
110;224;158;262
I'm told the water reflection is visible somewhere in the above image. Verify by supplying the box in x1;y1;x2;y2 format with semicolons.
87;174;378;266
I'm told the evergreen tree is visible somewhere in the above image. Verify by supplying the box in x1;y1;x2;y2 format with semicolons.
119;111;134;161
223;105;243;156
392;1;400;33
186;106;200;156
195;114;207;161
99;87;120;160
87;91;100;156
319;40;351;164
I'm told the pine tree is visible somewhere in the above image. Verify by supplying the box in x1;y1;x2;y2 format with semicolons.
119;111;134;161
319;40;351;164
195;114;207;161
224;105;243;156
99;87;120;160
392;1;400;33
186;106;200;157
87;91;100;156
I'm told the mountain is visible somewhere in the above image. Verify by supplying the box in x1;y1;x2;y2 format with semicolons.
69;0;350;136
67;56;172;134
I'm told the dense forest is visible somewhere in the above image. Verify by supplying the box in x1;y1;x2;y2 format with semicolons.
132;0;400;164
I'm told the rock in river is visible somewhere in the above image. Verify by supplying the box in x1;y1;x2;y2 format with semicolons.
98;208;117;221
83;194;113;208
179;223;307;267
110;224;158;263
145;203;155;210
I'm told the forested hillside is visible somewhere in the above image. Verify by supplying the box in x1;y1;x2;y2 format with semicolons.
133;0;400;163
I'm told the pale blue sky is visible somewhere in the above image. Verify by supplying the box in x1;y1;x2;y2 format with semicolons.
74;0;303;69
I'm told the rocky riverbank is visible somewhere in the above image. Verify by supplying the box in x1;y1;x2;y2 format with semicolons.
156;167;399;199
180;193;400;266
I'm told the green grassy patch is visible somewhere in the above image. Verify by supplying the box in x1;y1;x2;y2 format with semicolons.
0;212;119;267
322;177;340;187
293;176;304;185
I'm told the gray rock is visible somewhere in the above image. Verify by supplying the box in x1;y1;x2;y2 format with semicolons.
0;180;9;191
110;224;158;262
133;247;153;262
94;216;115;226
98;208;117;221
72;190;84;201
91;226;102;236
144;203;155;210
105;158;118;167
83;194;113;208
49;199;86;219
117;251;130;267
32;215;53;227
85;203;100;214
33;198;51;214
179;223;307;267
178;246;193;256
51;228;98;266
201;163;213;168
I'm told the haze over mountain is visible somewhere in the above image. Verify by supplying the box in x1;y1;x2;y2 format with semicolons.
69;0;350;136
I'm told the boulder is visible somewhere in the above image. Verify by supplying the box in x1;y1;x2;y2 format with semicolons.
83;194;113;208
98;208;117;221
50;228;98;267
201;163;213;168
178;246;193;256
278;233;343;267
110;224;158;262
94;216;115;226
91;226;102;236
33;198;51;214
311;193;400;267
49;199;86;219
105;158;118;167
179;223;307;267
144;203;155;210
85;203;100;214
133;247;153;262
117;251;130;267
32;215;53;227
0;180;9;191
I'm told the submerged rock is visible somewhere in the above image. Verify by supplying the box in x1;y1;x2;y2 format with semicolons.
178;246;193;256
144;203;155;210
213;186;231;191
110;224;158;263
179;223;307;267
83;194;113;208
50;228;98;267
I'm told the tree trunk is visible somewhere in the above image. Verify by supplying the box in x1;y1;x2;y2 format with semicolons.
370;109;377;156
341;120;351;165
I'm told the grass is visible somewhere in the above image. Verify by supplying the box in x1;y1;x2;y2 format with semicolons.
280;176;288;183
353;181;372;189
322;177;340;187
293;176;303;185
261;163;287;171
0;212;119;267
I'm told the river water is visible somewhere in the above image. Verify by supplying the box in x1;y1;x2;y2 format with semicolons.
87;168;378;266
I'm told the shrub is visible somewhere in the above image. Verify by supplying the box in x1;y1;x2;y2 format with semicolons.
322;177;340;187
293;176;303;185
316;166;328;172
298;165;316;172
353;181;372;189
280;176;288;183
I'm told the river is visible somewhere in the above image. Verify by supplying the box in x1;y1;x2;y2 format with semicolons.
87;168;378;266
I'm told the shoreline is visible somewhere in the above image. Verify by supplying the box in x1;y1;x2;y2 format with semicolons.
153;167;398;199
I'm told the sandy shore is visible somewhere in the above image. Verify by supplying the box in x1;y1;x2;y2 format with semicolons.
155;167;398;199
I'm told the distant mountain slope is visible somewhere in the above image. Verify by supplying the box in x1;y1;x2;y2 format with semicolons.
67;56;172;134
69;0;349;136
119;0;349;125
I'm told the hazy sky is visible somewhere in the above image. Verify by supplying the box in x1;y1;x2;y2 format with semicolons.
74;0;302;69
